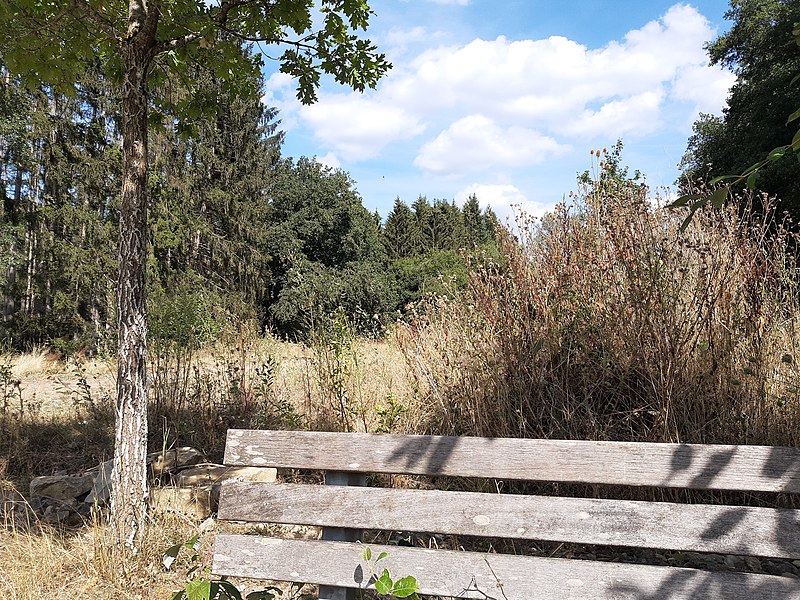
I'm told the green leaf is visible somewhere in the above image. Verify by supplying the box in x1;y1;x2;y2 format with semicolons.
792;128;800;152
767;146;788;161
746;173;758;190
708;186;728;209
217;580;243;599
666;193;699;209
787;107;800;124
708;174;737;185
375;569;393;595
186;579;212;600
391;576;420;597
678;201;702;233
362;546;372;561
163;542;183;570
376;552;389;562
246;587;282;599
741;160;765;176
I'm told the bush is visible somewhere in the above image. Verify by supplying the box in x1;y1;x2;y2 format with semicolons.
397;185;800;446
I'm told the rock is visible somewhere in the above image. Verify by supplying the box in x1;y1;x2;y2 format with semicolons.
744;556;762;571
150;447;204;476
175;464;277;487
723;555;745;571
86;459;114;506
174;464;277;513
150;486;213;521
30;474;94;503
39;496;86;526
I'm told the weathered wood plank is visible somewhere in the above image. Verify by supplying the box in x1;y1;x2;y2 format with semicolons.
223;430;800;493
212;536;800;600
217;481;800;559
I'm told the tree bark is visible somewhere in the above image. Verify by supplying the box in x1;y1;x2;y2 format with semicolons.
111;29;153;554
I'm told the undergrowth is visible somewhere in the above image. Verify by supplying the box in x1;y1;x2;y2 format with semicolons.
398;175;800;446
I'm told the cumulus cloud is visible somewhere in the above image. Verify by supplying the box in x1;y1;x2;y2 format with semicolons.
316;152;341;170
415;115;570;174
561;91;665;138
672;63;736;117
267;3;733;178
299;95;426;161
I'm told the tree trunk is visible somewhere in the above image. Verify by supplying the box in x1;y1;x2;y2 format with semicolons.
111;36;152;554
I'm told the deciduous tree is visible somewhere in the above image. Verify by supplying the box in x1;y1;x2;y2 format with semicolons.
0;0;389;553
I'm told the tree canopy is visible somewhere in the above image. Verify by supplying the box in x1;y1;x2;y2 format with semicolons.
680;0;800;216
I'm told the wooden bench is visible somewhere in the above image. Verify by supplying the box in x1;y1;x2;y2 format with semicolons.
212;429;800;599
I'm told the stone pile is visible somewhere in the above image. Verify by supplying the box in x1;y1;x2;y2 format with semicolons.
19;447;276;526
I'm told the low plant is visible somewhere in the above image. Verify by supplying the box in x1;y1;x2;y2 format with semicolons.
374;392;407;434
164;535;282;600
360;547;419;599
311;308;366;431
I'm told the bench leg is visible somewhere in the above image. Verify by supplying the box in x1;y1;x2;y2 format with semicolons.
319;472;366;600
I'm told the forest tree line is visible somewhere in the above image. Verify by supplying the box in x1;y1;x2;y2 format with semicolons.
0;47;497;352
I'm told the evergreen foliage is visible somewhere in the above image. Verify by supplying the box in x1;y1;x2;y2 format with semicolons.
0;55;500;348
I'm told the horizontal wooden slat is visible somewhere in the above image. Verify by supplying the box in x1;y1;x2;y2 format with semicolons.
217;481;800;559
212;536;800;599
224;429;800;492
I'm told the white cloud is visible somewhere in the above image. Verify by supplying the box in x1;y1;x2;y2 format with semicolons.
456;183;552;225
265;3;733;177
299;95;425;161
316;152;341;170
561;91;664;138
415;115;570;174
672;63;736;116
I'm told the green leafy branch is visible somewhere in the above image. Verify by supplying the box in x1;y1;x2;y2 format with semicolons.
668;22;800;231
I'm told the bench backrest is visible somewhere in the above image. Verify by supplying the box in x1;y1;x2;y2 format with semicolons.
213;429;800;599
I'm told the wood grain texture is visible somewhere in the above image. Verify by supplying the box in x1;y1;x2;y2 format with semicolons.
223;429;800;492
212;536;800;600
217;482;800;559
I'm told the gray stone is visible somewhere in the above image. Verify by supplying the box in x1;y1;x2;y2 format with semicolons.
150;485;213;521
150;447;204;475
744;556;762;571
175;464;277;487
30;474;94;502
86;459;114;506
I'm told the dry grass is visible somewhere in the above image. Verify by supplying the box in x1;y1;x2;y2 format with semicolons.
397;181;800;446
0;506;202;599
7;346;54;379
0;331;415;597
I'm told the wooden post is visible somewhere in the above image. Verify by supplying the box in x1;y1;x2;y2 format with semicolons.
318;471;366;600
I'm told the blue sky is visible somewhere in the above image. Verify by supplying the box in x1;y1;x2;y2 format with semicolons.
262;0;734;222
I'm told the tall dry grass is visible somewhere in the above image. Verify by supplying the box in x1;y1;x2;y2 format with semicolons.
398;182;800;446
0;502;203;599
1;335;412;598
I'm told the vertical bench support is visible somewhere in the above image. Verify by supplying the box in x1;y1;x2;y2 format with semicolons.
318;471;366;600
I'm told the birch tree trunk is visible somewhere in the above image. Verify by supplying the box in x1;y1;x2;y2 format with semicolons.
111;3;157;552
